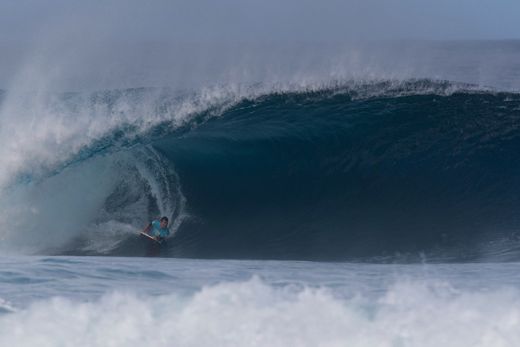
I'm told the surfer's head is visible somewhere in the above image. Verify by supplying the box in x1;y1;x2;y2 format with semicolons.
160;216;169;228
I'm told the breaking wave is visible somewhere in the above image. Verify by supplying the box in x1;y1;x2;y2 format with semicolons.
1;80;520;261
2;276;520;346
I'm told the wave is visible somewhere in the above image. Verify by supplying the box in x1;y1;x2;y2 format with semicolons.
1;79;520;261
2;277;520;346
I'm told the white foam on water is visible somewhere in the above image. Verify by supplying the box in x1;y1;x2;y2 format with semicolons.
0;298;15;314
1;277;520;347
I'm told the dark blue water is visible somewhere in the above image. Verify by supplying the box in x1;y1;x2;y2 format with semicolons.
3;80;513;261
1;79;520;261
153;84;520;261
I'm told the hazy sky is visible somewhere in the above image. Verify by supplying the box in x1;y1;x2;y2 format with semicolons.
0;1;519;90
1;0;519;43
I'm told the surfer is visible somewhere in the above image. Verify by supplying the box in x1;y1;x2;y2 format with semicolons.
142;216;170;242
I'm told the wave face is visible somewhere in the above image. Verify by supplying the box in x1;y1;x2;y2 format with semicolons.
2;80;520;261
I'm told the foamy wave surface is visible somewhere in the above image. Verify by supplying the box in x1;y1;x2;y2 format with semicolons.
1;277;520;347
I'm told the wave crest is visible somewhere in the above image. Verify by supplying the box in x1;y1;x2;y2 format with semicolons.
1;80;519;260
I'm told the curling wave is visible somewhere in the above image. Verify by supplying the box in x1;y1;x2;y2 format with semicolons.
1;80;520;261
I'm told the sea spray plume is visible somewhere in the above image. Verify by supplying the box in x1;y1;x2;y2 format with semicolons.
76;147;189;255
0;85;244;190
0;86;247;254
0;81;330;255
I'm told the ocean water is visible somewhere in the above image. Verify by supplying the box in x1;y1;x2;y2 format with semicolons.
1;81;520;261
2;256;520;347
1;40;520;345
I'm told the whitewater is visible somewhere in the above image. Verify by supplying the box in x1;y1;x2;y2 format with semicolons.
1;38;520;346
2;257;520;347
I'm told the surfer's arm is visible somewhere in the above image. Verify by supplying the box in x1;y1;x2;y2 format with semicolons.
142;223;152;235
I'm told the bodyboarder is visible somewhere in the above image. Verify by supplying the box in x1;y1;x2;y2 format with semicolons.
141;216;170;243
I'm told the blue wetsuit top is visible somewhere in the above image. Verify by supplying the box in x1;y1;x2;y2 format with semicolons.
150;220;170;238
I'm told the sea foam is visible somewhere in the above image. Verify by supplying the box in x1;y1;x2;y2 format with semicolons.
1;277;519;347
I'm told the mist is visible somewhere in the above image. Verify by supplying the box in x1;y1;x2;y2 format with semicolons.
0;0;519;90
